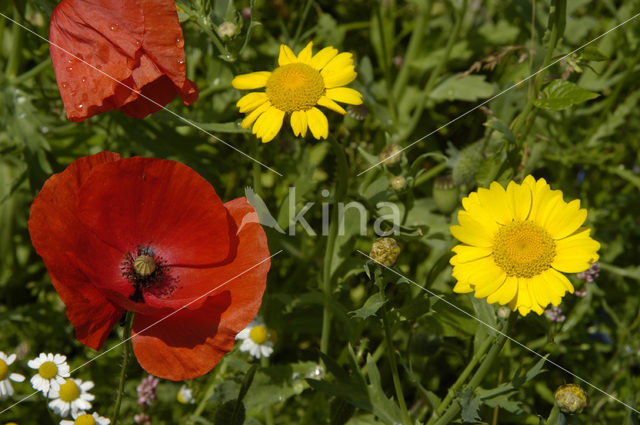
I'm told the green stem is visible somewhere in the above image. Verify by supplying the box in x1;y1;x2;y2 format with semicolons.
293;0;314;45
392;0;433;100
399;0;467;141
511;0;566;138
375;4;399;125
9;59;51;85
252;143;263;197
428;314;516;425
375;268;413;425
5;11;24;79
190;356;228;423
546;405;560;425
320;137;349;355
261;356;275;425
111;312;134;425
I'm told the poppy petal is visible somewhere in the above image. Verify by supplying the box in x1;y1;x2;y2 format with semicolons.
132;197;270;380
76;157;234;267
28;152;129;349
154;197;270;311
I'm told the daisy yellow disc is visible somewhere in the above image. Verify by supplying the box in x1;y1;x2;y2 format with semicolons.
232;42;363;143
449;175;600;316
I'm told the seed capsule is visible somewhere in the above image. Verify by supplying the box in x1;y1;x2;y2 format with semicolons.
554;384;588;414
370;237;401;267
134;255;156;276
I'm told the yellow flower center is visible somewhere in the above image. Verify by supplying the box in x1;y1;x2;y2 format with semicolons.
0;359;8;380
265;63;325;113
74;414;96;425
493;221;556;278
134;254;156;276
38;361;58;380
59;379;81;402
249;325;269;345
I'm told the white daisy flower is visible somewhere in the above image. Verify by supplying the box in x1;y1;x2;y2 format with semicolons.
177;384;194;404
236;319;274;359
27;353;70;396
60;411;110;425
49;378;95;418
0;351;26;399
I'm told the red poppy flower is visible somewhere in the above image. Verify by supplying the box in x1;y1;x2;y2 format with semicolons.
49;0;199;122
28;152;270;380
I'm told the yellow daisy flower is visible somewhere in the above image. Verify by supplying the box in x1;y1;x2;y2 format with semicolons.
232;42;363;143
449;175;600;316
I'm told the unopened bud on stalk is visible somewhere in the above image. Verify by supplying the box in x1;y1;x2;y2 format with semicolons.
497;306;511;319
378;144;402;166
391;176;406;191
370;237;401;267
554;384;588;414
218;22;237;38
433;176;459;214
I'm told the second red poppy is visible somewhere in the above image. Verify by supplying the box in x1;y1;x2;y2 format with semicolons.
49;0;199;121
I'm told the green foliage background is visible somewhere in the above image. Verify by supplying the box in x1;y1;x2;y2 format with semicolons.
1;0;640;424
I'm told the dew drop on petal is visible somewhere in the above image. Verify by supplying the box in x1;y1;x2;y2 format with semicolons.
177;58;185;64
135;41;141;46
175;37;181;44
61;82;68;88
77;103;84;110
81;77;87;83
110;23;119;31
66;67;73;72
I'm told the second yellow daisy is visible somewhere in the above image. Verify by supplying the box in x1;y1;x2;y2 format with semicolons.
232;42;363;143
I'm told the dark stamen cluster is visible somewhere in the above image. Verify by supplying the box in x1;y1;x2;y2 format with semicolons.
121;245;170;303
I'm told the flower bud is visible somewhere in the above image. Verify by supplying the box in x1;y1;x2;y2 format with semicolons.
370;237;401;267
554;384;588;414
497;306;511;319
452;145;483;186
433;176;459;214
378;144;402;166
391;176;406;191
218;22;237;38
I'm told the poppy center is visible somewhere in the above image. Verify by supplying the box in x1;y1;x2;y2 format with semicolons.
74;414;96;425
493;221;556;278
0;359;8;380
59;379;81;402
265;63;325;113
121;245;176;302
38;361;58;380
134;255;156;276
249;325;269;344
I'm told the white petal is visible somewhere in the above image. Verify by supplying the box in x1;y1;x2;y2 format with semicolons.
10;373;25;382
6;354;16;364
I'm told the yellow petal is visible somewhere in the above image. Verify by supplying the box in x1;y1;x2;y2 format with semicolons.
453;280;473;293
237;92;268;113
513;278;534;315
506;180;532;221
317;95;346;114
477;182;513;225
290;110;308;137
461;192;497;227
450;245;492;265
278;45;298;66
321;52;356;88
253;106;285;143
541;268;574;304
450;210;495;247
306;107;328;139
472;258;507;298
297;41;314;64
544;199;587;240
309;46;339;70
326;87;363;105
552;230;600;273
487;276;517;305
241;101;271;128
232;72;272;90
530;275;553;309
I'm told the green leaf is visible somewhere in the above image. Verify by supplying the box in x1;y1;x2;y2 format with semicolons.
430;74;496;103
365;355;405;425
579;45;609;62
350;293;385;319
532;80;599;110
178;121;249;133
457;389;482;423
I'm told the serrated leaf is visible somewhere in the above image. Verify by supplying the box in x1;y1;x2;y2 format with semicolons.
431;75;497;102
457;389;482;423
350;293;385;319
532;80;599;110
365;355;405;425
